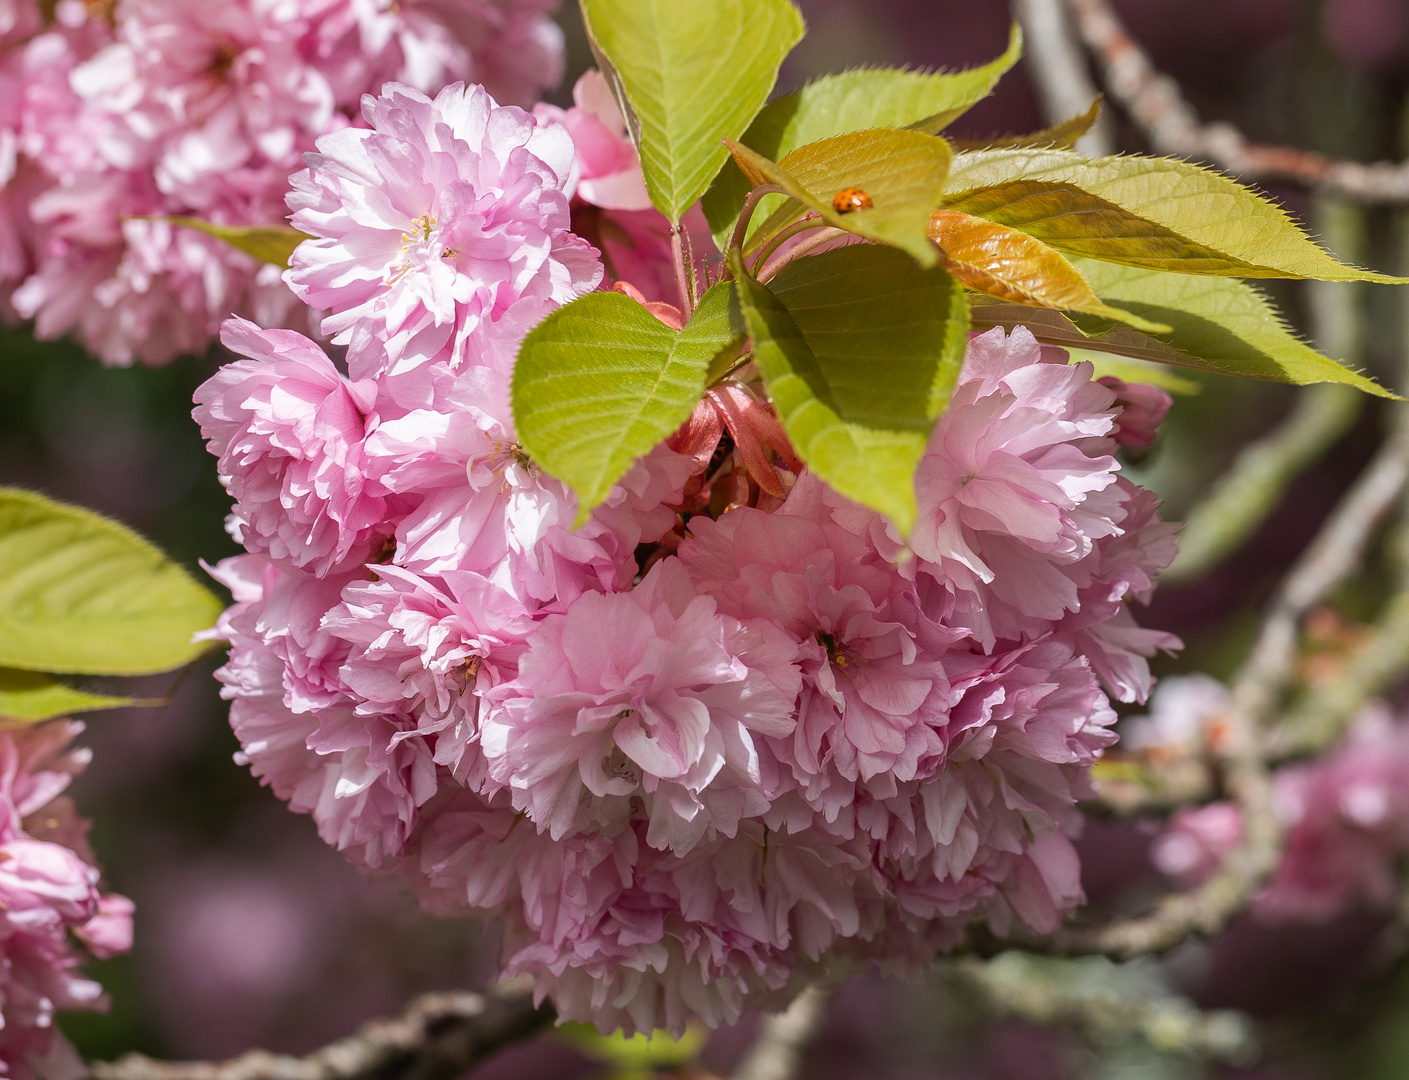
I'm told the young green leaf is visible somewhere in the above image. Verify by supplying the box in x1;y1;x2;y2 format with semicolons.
513;283;745;525
970;264;1396;397
0;668;143;724
946;150;1409;283
557;1023;705;1076
728;244;969;532
947;97;1102;152
928;207;1171;333
580;0;804;223
727;130;952;266
165;216;308;267
704;25;1022;248
969;300;1162;356
1071;259;1397;395
944;179;1290;277
1069;352;1202;395
0;488;224;676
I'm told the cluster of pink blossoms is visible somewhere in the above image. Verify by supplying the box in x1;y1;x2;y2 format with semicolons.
0;720;132;1080
1143;679;1409;923
196;78;1180;1033
0;0;562;364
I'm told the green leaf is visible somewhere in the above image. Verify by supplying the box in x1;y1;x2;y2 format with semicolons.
580;0;804;223
513;283;745;524
0;668;144;724
704;25;1021;249
729;244;969;532
557;1023;705;1075
969;264;1397;397
0;488;224;676
727;129;951;266
165;216;308;268
1073;259;1396;395
1069;352;1202;395
948;97;1102;152
945;150;1408;283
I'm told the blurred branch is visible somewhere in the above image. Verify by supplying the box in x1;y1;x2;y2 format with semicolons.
1064;0;1409;202
945;953;1256;1064
1011;0;1113;156
89;982;552;1080
1264;216;1409;757
1164;385;1363;583
1270;580;1409;757
729;987;830;1080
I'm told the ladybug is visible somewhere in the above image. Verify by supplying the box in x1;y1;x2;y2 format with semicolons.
831;187;873;214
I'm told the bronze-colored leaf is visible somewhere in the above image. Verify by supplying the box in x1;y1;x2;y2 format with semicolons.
944;179;1254;275
928;208;1169;334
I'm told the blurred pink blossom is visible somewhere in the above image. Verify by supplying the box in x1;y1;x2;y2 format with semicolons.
0;722;132;1080
0;0;566;364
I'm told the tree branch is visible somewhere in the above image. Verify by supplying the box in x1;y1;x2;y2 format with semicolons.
1011;0;1113;156
1065;0;1409;202
88;982;552;1080
944;953;1256;1064
1163;385;1363;584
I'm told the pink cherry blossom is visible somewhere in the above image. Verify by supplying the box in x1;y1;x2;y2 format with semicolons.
1;0;566;365
1146;688;1409;924
286;80;600;371
534;70;650;212
194;317;390;578
0;723;134;1080
1099;376;1174;448
197;101;1182;1034
481;558;800;855
679;496;957;821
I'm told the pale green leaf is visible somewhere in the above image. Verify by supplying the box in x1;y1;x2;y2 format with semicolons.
969;301;1185;365
513;283;744;524
557;1023;705;1072
969;264;1397;397
945;150;1408;283
948;97;1103;152
0;668;145;724
1068;352;1201;394
727;129;951;266
1073;259;1396;395
165;216;308;268
704;25;1021;249
580;0;804;223
729;244;968;532
0;488;224;676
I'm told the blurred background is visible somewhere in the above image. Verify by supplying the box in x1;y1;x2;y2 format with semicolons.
7;0;1409;1076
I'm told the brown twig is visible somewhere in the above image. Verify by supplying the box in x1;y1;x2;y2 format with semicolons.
89;982;552;1080
1065;0;1409;203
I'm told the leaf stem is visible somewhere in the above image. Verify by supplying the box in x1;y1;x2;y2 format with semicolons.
756;226;848;283
670;223;694;320
750;216;828;277
728;185;789;269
